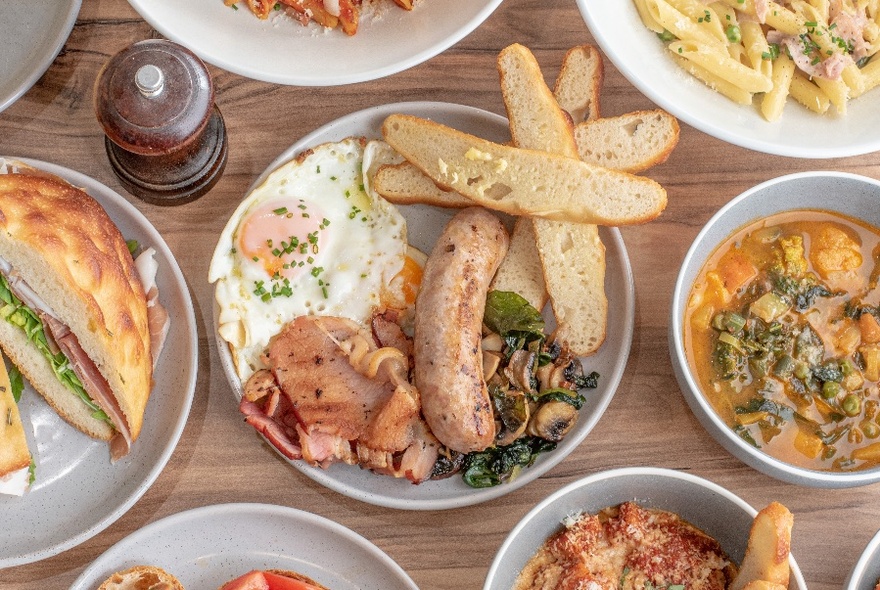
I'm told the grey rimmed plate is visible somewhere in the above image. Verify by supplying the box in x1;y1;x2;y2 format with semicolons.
0;158;198;567
0;1;81;114
484;467;807;590
71;503;419;590
212;101;635;510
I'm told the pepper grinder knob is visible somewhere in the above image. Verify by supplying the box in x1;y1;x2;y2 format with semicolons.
94;39;227;205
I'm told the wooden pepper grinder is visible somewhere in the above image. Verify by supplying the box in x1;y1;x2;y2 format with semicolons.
94;39;227;205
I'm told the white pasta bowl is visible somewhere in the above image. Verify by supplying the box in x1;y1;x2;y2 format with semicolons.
483;467;807;590
846;528;880;590
576;1;880;158
670;171;880;488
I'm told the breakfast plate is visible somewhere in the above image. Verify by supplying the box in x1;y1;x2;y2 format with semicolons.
213;101;635;509
0;158;198;567
70;503;419;590
577;0;880;158
125;0;503;86
0;1;80;114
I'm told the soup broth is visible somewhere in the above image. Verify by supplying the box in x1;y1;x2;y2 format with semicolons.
685;210;880;471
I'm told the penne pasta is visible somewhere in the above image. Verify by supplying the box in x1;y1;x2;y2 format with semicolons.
637;0;880;119
671;55;754;104
634;0;665;33
789;72;832;113
646;0;727;49
861;57;880;92
740;21;773;78
670;40;774;92
666;0;726;43
813;76;849;114
761;53;796;121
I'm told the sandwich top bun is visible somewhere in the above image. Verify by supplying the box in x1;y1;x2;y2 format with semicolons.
0;164;151;445
98;565;184;590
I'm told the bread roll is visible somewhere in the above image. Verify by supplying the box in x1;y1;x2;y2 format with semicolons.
0;164;151;453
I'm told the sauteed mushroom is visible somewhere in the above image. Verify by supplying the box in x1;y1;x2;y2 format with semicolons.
528;400;578;442
494;390;530;446
505;349;537;393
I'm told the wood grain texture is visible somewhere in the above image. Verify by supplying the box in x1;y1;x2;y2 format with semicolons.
2;1;880;589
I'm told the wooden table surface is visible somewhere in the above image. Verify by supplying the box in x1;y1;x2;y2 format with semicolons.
3;0;880;588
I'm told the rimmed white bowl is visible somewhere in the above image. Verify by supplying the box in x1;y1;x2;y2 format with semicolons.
576;1;880;158
670;171;880;487
484;467;806;590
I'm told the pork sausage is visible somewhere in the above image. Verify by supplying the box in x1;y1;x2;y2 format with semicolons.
413;207;509;453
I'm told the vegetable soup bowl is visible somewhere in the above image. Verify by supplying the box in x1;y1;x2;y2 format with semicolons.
483;467;807;590
670;171;880;487
845;528;880;590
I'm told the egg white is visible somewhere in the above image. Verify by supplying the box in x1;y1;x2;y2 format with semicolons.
209;138;409;381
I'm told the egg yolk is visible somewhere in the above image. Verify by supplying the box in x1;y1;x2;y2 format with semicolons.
382;254;423;308
238;200;328;280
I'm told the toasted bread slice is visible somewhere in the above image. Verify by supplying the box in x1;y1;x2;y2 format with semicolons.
553;44;604;123
489;218;549;311
498;43;608;354
99;565;184;590
382;114;667;225
374;162;473;208
574;110;680;174
499;44;581;160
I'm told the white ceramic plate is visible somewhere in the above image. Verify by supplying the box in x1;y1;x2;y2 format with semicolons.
71;503;419;590
483;467;807;590
0;1;80;113
0;159;198;567
577;1;880;158
213;101;635;510
125;0;502;86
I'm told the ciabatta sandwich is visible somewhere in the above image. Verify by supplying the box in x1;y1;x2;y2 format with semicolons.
0;160;161;461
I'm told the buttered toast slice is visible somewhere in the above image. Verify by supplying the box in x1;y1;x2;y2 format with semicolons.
382;114;667;225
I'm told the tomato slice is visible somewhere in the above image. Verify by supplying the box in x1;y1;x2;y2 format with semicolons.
263;571;323;590
219;571;270;590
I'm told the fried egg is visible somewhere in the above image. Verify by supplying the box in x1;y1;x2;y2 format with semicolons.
209;137;419;381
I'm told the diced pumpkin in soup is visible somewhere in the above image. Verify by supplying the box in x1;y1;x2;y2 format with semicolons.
860;313;880;344
750;292;790;323
794;428;824;459
704;271;732;305
860;344;880;382
779;235;808;277
811;225;863;277
717;250;758;292
836;324;862;356
690;302;715;331
851;441;880;462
